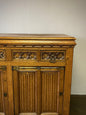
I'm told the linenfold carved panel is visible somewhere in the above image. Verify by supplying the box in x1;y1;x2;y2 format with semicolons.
13;70;36;113
19;72;36;112
41;51;65;62
12;51;37;60
0;50;5;60
41;71;59;112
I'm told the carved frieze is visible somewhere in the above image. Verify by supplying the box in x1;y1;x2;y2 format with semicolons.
0;44;73;48
13;51;37;60
0;50;5;60
41;51;65;62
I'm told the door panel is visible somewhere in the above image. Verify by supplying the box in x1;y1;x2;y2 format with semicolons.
13;68;37;115
13;67;64;115
40;68;64;114
19;72;35;112
41;71;59;112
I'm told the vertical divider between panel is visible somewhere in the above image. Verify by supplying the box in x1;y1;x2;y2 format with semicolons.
1;70;5;113
36;68;41;115
1;69;9;115
35;71;37;114
57;71;60;113
7;65;14;115
13;69;19;115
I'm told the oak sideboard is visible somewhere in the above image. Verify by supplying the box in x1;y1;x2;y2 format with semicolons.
0;34;76;115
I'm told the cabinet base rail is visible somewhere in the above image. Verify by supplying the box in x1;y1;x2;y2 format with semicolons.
12;66;64;70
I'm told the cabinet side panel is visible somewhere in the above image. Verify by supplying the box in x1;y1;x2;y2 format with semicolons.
63;48;74;115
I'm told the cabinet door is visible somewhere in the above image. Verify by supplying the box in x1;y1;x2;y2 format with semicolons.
0;67;8;115
40;67;64;115
13;67;64;115
12;67;38;115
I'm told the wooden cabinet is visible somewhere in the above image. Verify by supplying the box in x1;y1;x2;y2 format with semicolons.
0;34;76;115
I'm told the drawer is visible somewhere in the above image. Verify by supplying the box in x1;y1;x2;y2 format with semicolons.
12;50;37;61
0;50;5;61
12;50;65;63
41;50;65;63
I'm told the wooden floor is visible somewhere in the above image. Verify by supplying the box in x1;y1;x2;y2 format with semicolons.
70;95;86;115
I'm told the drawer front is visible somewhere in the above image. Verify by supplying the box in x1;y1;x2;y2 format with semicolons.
11;50;66;63
41;51;65;63
12;50;37;61
0;50;5;61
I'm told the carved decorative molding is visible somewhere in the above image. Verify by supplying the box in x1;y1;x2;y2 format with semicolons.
13;51;37;60
41;51;65;62
0;50;5;60
0;44;74;48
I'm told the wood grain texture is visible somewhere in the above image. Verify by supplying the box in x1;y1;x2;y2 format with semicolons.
41;69;64;114
0;68;9;115
0;34;75;39
0;71;4;112
41;71;59;112
63;48;74;115
19;72;35;112
13;70;37;115
0;40;76;46
41;113;58;115
0;34;76;115
59;69;64;115
2;70;9;115
0;113;5;115
7;65;14;115
0;34;76;46
19;113;37;115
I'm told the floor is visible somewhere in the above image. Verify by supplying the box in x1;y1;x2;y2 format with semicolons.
70;95;86;115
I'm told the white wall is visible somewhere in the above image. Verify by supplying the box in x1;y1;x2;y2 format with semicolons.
0;0;86;94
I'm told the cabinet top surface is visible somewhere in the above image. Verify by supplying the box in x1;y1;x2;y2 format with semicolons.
0;34;75;40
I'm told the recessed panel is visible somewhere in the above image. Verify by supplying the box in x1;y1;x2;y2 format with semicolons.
41;71;59;112
41;51;65;62
13;70;37;115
